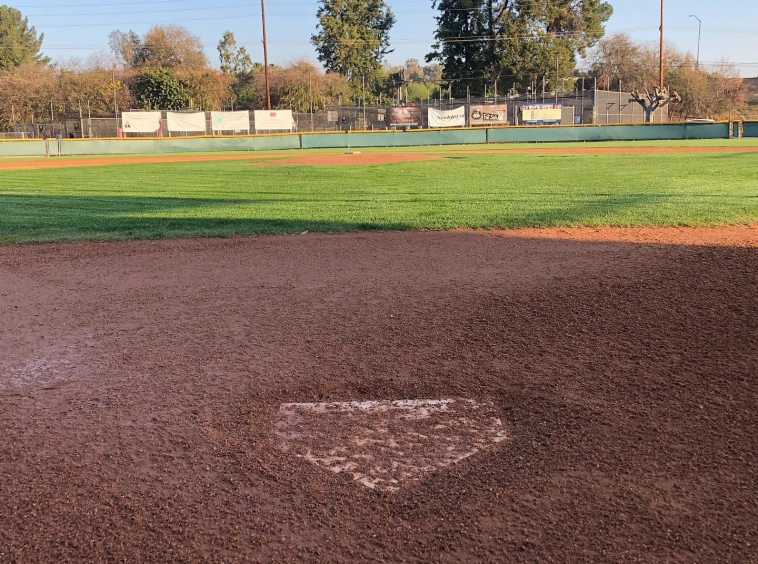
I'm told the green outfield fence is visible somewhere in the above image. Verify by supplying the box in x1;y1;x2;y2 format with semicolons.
0;122;746;157
743;121;758;138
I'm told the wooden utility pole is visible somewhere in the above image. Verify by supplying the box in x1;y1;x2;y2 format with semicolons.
261;0;272;110
659;0;664;89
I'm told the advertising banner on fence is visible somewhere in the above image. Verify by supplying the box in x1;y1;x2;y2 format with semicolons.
386;106;422;128
210;111;250;132
521;104;562;124
166;112;206;132
469;104;508;126
254;110;294;131
121;111;162;134
428;106;466;128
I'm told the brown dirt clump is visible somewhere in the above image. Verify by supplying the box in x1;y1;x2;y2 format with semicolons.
0;226;756;563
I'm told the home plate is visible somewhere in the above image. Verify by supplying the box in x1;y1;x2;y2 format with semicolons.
273;399;508;492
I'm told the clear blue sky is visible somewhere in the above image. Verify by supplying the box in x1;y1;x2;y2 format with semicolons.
12;0;758;77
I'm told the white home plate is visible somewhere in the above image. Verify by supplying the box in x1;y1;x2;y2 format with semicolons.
274;399;507;492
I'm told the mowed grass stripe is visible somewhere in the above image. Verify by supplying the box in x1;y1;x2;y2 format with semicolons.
0;150;756;243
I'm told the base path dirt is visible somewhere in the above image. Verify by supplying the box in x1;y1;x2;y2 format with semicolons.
0;152;439;170
0;153;285;170
455;145;758;155
0;226;756;563
2;143;755;170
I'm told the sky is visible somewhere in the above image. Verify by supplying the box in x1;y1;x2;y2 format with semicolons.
11;0;758;77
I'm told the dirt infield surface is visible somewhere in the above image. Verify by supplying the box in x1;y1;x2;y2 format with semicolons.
0;153;283;170
1;143;757;169
1;227;756;563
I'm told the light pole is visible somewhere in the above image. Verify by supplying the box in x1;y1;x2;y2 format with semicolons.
689;14;701;70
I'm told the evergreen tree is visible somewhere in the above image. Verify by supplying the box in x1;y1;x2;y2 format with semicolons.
0;5;49;71
132;67;189;110
428;0;612;96
311;0;395;95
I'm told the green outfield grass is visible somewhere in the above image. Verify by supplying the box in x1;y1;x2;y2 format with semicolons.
1;143;757;243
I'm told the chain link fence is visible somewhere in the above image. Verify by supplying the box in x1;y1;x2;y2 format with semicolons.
4;90;672;138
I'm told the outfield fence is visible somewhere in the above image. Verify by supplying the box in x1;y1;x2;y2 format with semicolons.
0;121;743;157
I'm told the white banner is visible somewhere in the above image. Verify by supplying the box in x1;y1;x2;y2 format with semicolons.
166;111;206;132
254;110;294;132
121;111;162;134
428;106;466;128
211;111;250;131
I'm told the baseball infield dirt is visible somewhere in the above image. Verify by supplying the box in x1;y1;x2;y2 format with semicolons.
1;144;757;170
1;226;756;563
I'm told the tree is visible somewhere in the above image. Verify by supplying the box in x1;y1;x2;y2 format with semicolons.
0;5;49;71
405;58;424;81
630;86;680;123
266;60;351;111
422;62;442;83
311;0;395;94
0;63;54;130
54;61;133;116
108;30;142;68
109;25;207;70
589;35;747;120
218;31;253;76
426;0;490;96
217;30;259;109
428;0;612;96
132;67;189;109
178;68;234;110
589;33;656;91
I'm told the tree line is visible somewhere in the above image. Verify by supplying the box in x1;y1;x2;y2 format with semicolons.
0;1;751;130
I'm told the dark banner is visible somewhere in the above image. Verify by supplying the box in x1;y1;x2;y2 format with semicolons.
469;104;508;126
386;106;422;127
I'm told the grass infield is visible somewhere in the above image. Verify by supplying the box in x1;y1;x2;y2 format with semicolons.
1;141;757;243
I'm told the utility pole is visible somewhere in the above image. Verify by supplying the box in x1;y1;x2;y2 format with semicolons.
362;74;366;127
261;0;272;110
690;14;701;69
555;56;559;103
309;70;314;131
659;0;665;89
112;71;117;117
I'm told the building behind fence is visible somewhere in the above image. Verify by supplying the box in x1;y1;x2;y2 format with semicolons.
2;88;669;139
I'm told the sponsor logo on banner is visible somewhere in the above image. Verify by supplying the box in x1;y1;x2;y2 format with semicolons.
121;111;162;134
211;111;250;131
253;109;295;131
386;106;422;127
469;104;508;126
521;103;562;124
428;106;466;128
